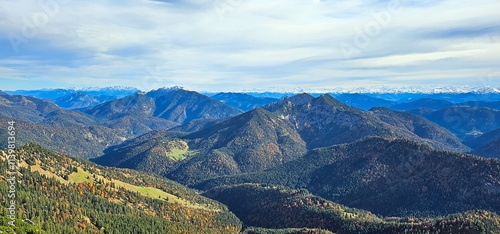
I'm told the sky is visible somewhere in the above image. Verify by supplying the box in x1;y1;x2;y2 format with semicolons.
0;0;499;92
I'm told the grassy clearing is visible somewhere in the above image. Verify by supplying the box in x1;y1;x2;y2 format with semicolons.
66;167;211;210
167;148;189;161
17;157;214;211
67;169;92;183
27;162;69;185
163;139;189;161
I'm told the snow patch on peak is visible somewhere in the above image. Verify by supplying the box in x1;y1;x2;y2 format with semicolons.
241;85;500;94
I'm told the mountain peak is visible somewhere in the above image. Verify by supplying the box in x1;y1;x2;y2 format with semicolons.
160;86;186;91
264;93;314;112
312;94;352;109
286;93;314;105
146;86;190;99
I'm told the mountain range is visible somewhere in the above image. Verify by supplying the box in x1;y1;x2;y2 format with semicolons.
2;87;500;233
411;106;500;140
4;86;139;100
85;87;242;136
211;92;279;111
93;107;308;185
55;92;115;109
332;93;396;110
198;137;500;217
93;93;471;186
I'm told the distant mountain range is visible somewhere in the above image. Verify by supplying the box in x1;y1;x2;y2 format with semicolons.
86;87;242;136
211;92;279;111
55;92;117;109
5;87;139;109
2;86;500;232
392;98;500;111
240;85;500;95
5;86;139;99
332;93;396;110
410;106;500;140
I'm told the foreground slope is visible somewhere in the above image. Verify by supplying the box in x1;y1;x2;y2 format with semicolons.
198;137;500;217
0;144;241;233
205;184;500;234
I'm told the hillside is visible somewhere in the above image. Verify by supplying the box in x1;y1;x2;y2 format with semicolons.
211;92;279;111
148;88;243;123
391;98;454;111
170;118;224;133
86;93;156;120
93;108;307;185
171;108;307;182
369;107;469;152
0;144;241;233
0;94;95;126
333;93;396;110
206;184;500;234
465;128;500;149
55;92;101;109
91;130;185;175
197;137;500;217
457;100;500;110
263;94;397;149
85;88;242;136
472;138;500;159
264;94;465;151
94;94;475;186
415;106;500;140
0;117;127;159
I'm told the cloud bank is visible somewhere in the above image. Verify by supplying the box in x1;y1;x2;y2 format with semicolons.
0;0;499;91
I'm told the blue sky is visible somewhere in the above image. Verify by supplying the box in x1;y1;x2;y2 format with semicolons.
0;0;499;91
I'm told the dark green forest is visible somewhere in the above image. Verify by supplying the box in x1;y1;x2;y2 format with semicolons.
0;144;241;233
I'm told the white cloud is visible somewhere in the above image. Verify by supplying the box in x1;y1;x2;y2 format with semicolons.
0;0;499;91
